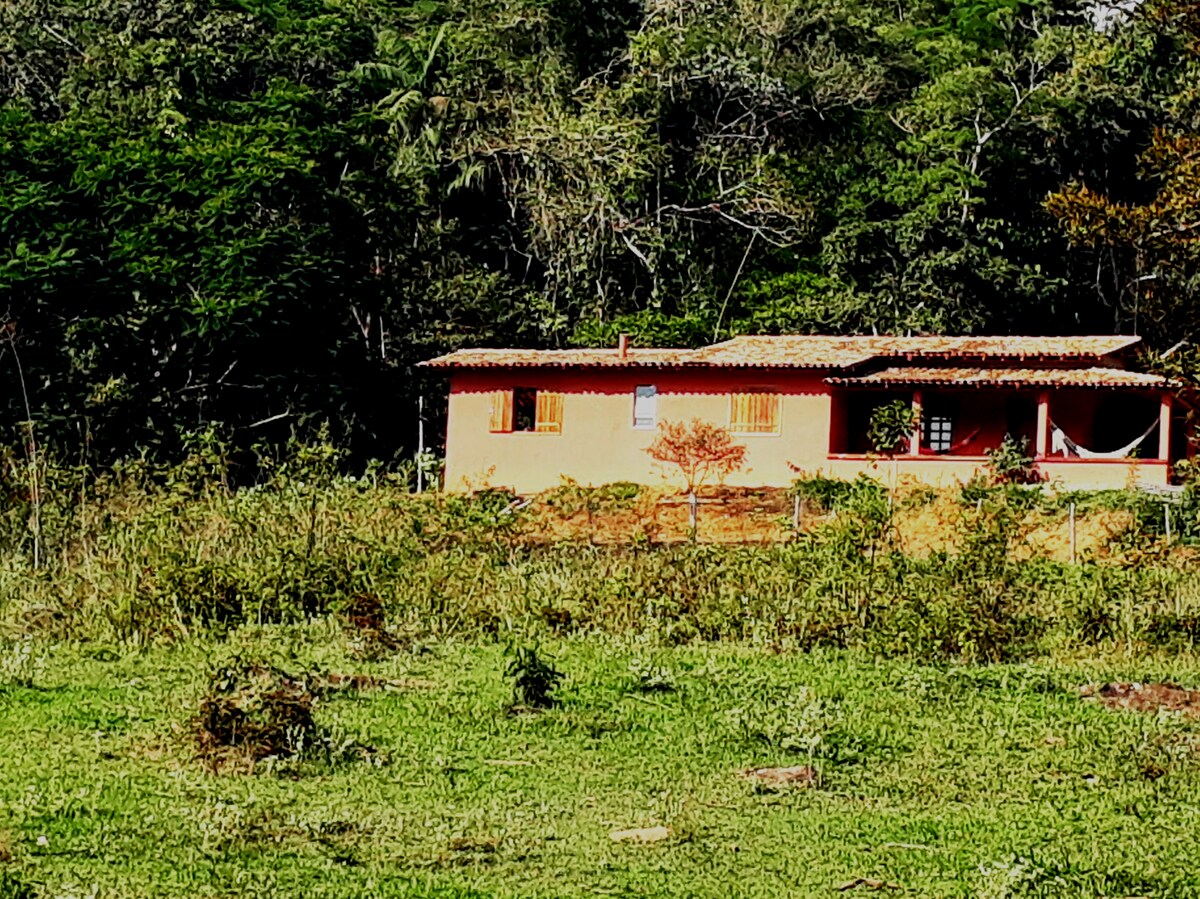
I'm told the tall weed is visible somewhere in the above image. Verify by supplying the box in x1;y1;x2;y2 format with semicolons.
1;443;1198;661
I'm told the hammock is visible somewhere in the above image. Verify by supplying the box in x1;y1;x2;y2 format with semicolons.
918;426;983;455
1049;417;1159;460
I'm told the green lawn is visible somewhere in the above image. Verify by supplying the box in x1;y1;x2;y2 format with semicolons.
4;629;1200;898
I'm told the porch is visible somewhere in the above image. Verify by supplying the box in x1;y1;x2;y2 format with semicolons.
825;384;1180;490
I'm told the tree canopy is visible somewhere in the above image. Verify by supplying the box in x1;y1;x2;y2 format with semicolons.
0;0;1196;461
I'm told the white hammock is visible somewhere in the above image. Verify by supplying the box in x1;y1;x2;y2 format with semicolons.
1049;417;1159;460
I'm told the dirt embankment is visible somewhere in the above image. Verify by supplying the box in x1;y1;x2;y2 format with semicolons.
514;479;1160;562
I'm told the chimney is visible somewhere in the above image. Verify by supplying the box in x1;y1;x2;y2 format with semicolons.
617;333;630;359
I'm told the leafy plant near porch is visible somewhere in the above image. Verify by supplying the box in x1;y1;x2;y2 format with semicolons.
646;419;748;494
986;435;1042;485
867;401;918;457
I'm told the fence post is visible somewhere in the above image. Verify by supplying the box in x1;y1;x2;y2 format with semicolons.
416;394;426;494
1165;502;1172;545
1069;502;1076;565
688;492;698;537
793;494;801;530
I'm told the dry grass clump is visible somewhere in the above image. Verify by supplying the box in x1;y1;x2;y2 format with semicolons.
195;659;318;769
337;593;403;658
1082;681;1200;716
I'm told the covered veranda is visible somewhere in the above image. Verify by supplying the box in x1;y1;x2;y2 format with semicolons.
824;367;1181;489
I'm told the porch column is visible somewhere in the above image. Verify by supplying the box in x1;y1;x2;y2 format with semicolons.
910;390;923;456
1159;394;1173;462
1035;390;1050;459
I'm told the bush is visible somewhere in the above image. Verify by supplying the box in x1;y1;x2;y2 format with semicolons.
2;441;1200;662
867;400;918;456
985;435;1042;485
506;646;563;711
791;474;885;514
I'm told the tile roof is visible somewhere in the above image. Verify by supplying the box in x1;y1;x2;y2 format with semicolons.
419;347;690;368
686;336;882;368
420;335;1143;370
826;366;1168;388
689;335;1142;368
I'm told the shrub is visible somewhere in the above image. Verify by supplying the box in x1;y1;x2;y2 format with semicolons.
505;646;563;710
867;400;918;456
986;435;1042;485
791;474;885;514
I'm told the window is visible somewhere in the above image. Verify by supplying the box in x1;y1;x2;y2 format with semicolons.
489;389;563;434
730;390;781;435
513;387;537;431
924;413;952;452
633;385;657;429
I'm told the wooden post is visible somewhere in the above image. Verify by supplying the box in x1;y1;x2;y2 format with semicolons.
1035;390;1050;459
1159;394;1173;462
793;493;801;530
688;492;698;536
416;394;426;493
1165;503;1172;545
910;390;923;456
1069;502;1076;564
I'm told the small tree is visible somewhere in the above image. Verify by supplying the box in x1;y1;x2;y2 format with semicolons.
647;419;748;493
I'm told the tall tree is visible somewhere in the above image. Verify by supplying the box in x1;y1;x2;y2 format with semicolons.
1046;0;1200;343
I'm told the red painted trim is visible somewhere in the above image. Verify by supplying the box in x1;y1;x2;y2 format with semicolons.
826;454;990;462
825;454;1169;465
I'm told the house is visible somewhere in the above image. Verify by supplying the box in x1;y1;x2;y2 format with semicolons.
419;334;1186;493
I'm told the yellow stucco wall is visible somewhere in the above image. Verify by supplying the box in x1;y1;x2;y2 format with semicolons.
440;369;1171;493
444;368;832;493
817;457;1168;491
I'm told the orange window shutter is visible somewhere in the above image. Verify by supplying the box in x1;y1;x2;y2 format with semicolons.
489;390;513;432
761;394;780;432
732;392;778;433
758;393;777;432
731;393;751;432
535;391;564;433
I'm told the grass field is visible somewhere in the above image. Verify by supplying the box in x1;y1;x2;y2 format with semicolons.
5;627;1200;898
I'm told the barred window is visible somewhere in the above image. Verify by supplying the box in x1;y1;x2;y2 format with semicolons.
924;414;952;452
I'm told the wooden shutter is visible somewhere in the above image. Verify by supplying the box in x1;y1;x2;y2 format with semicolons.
731;391;779;434
535;391;564;434
489;390;513;433
730;393;753;433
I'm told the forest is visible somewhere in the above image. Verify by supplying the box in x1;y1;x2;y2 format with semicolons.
2;0;1200;463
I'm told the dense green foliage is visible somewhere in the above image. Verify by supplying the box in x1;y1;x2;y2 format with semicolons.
2;447;1198;659
1;0;1199;460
